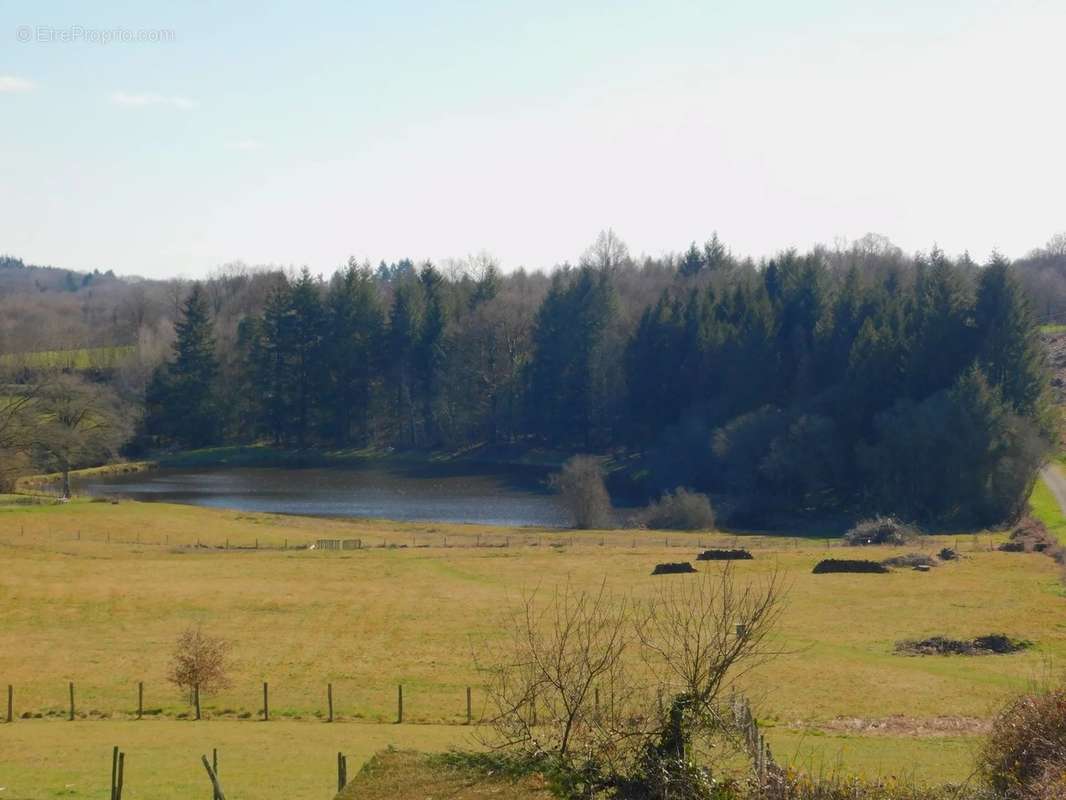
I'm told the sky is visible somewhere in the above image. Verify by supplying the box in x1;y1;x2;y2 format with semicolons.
0;0;1064;279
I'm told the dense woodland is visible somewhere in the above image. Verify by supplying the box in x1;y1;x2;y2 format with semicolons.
0;232;1061;527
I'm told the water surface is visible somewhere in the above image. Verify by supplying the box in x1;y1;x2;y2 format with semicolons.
74;462;569;527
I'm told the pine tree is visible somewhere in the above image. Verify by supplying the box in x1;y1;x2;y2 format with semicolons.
323;261;383;446
287;269;325;449
975;255;1049;420
146;283;221;448
388;277;425;445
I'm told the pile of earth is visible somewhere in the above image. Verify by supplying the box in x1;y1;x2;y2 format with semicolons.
651;562;697;575
696;549;753;561
895;634;1031;656
812;559;889;574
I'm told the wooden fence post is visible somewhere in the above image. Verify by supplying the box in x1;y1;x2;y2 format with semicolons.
69;681;75;721
328;683;334;722
201;754;226;800
212;749;220;800
263;682;269;721
397;685;403;723
110;746;119;800
466;687;472;724
137;682;143;720
194;684;201;720
337;752;348;791
115;751;125;800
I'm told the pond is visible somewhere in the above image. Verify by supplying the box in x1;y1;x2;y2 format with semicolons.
73;461;571;527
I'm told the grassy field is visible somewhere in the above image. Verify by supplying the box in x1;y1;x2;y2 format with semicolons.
1030;475;1066;544
0;346;135;371
0;498;1060;796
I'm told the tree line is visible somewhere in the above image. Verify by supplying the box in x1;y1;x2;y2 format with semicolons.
141;231;1053;528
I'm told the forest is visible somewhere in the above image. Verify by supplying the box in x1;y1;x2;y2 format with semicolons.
0;231;1060;527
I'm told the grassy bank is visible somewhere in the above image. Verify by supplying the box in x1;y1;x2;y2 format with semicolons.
1029;475;1066;544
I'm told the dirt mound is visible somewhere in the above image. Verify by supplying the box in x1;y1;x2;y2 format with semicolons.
651;562;698;575
812;559;889;574
881;553;937;569
896;634;1031;656
696;548;753;561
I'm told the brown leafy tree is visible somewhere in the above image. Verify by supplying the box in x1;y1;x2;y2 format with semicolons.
167;627;231;703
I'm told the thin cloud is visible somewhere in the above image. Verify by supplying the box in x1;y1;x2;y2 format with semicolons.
227;139;263;151
111;91;195;110
0;76;35;93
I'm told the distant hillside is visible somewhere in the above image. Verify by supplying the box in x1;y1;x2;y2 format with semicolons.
0;254;124;295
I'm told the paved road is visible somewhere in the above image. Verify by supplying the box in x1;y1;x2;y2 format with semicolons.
1040;464;1066;516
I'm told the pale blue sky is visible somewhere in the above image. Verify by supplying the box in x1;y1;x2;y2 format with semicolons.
1;1;1063;277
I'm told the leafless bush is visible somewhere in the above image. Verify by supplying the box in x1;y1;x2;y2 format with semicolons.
550;455;613;529
641;488;715;531
477;579;643;789
478;565;786;798
636;565;784;743
167;627;231;702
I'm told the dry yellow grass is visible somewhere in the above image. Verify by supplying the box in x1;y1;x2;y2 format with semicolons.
0;498;1060;795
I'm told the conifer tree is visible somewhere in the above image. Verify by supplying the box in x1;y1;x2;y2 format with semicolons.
145;283;221;448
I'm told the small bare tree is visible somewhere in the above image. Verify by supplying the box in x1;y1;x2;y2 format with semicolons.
635;564;785;779
479;566;786;799
167;627;231;703
550;455;613;529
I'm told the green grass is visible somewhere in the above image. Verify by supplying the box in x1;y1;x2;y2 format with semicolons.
0;346;134;370
1040;324;1066;334
1029;476;1066;544
0;499;1056;795
0;721;472;800
338;749;555;800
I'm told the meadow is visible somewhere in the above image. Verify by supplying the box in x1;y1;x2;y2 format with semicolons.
0;346;135;371
0;496;1063;798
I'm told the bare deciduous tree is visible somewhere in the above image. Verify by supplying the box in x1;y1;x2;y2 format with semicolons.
636;564;785;752
28;374;128;498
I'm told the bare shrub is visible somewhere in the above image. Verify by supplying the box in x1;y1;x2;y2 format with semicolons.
167;627;231;701
981;687;1066;798
478;565;785;799
478;579;639;792
843;516;919;546
549;455;612;530
641;488;715;531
